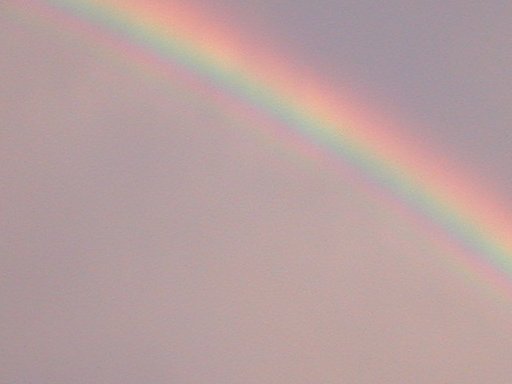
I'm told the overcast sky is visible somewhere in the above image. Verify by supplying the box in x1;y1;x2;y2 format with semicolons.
2;1;512;382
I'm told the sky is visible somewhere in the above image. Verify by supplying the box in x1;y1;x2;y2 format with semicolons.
2;1;512;382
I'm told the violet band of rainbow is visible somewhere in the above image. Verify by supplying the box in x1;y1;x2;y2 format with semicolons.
14;0;512;298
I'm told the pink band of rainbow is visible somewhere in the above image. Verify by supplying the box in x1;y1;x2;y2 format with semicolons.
12;0;512;299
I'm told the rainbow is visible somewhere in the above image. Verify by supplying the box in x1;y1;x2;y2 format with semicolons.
12;0;512;298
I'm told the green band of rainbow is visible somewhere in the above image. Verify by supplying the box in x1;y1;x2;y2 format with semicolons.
15;0;512;299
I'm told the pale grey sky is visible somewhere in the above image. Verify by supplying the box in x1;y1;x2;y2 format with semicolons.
2;1;512;382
